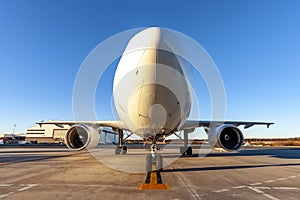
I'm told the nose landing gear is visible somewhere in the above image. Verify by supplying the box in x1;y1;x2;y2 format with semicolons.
146;142;163;172
179;129;193;156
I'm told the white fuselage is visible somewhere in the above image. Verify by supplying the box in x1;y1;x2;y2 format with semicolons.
113;27;191;139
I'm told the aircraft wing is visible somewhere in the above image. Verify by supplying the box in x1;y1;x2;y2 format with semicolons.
36;120;130;131
36;120;274;133
182;120;274;130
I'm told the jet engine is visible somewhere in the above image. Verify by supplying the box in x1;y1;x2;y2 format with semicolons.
65;124;100;150
208;124;244;151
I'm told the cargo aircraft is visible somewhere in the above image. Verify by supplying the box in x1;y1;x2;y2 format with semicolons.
38;27;273;172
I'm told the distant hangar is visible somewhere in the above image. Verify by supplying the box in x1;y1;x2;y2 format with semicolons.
26;122;71;144
26;121;119;144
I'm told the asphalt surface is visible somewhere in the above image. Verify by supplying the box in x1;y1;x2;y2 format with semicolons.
0;145;300;200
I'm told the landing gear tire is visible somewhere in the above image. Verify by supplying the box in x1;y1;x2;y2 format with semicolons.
187;146;192;155
115;146;121;155
122;146;127;155
156;154;163;172
180;146;193;156
146;154;153;172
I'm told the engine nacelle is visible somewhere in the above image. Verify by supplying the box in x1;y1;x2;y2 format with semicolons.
208;124;244;151
65;124;100;151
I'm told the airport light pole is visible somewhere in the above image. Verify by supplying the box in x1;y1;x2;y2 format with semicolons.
13;124;16;135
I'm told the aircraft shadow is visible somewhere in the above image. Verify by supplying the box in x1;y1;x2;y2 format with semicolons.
162;148;300;172
207;148;300;159
161;147;300;160
162;162;300;172
0;151;89;164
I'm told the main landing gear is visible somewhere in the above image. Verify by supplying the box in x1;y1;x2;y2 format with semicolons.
180;129;193;156
146;142;163;172
115;146;127;155
180;146;192;156
114;129;127;155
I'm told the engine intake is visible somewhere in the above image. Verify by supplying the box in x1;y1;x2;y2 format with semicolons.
65;124;100;150
208;125;244;151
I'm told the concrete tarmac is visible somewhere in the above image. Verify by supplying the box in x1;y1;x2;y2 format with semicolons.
0;145;300;200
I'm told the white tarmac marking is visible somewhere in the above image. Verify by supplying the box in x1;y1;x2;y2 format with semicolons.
250;182;262;186
248;187;280;200
213;189;229;193
276;178;287;181
264;180;275;183
212;172;300;199
273;187;299;190
0;184;38;199
263;193;280;200
0;184;12;187
248;186;264;194
17;184;38;192
0;194;9;199
255;187;271;190
232;185;246;189
0;192;14;199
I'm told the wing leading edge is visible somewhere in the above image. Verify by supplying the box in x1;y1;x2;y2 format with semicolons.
36;120;274;133
36;120;129;131
182;120;274;130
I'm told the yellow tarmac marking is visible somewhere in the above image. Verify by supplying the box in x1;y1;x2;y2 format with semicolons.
137;182;170;190
150;171;157;184
136;171;170;190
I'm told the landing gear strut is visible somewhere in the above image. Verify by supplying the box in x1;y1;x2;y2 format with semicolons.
146;142;163;172
180;129;193;156
115;129;127;155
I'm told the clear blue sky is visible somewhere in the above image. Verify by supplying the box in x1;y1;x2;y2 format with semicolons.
0;0;299;138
